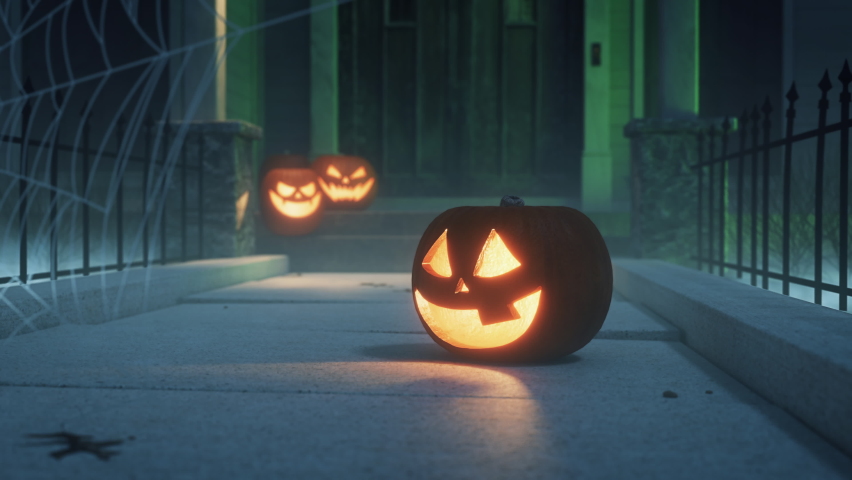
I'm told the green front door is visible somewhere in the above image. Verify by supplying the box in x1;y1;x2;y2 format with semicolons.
338;0;584;199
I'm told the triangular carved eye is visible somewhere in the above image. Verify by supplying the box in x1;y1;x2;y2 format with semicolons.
326;165;343;178
276;182;296;197
474;229;521;277
300;182;316;197
422;230;452;278
351;166;367;179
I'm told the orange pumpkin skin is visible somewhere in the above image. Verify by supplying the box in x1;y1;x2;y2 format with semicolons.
260;168;325;236
411;199;612;363
312;155;378;210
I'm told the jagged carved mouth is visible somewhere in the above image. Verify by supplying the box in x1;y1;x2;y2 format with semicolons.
268;190;321;218
413;289;541;349
318;177;375;202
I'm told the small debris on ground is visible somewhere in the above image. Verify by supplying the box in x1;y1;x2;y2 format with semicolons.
223;305;228;309
662;390;678;398
360;282;389;287
705;390;713;394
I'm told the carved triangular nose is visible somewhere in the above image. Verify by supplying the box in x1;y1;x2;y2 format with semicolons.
455;278;469;293
342;177;350;184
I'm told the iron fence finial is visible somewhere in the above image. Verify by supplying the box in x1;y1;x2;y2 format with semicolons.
818;70;833;94
839;60;852;87
786;83;799;104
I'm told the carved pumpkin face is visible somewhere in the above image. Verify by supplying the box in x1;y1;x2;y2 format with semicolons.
260;168;325;236
411;197;613;362
312;155;377;209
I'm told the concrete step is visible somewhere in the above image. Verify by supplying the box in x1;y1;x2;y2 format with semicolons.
256;209;631;272
258;234;421;272
313;211;439;236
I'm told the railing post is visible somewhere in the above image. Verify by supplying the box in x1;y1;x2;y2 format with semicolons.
19;78;33;283
838;60;851;311
116;115;127;271
708;126;716;275
697;130;704;271
720;119;731;277
143;115;153;267
814;75;831;304
750;106;761;287
761;98;773;290
181;132;187;262
49;90;64;281
781;87;798;296
160;122;170;265
198;132;204;259
81;107;91;276
736;111;748;279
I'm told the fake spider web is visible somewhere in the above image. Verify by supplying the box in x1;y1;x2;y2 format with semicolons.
0;0;345;341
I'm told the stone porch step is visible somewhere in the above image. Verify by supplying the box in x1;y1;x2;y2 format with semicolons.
256;207;630;272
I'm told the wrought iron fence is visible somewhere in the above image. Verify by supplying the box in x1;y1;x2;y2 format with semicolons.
692;60;852;310
0;79;205;285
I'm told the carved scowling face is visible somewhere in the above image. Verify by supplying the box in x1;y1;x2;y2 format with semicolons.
414;228;542;350
411;201;613;362
260;168;325;236
312;155;377;209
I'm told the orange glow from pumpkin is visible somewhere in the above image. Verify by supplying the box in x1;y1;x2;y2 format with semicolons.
269;181;322;218
318;176;375;202
415;289;541;349
422;229;452;277
235;190;250;230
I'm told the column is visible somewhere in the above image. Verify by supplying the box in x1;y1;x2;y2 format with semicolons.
169;0;224;121
656;0;700;118
582;0;612;211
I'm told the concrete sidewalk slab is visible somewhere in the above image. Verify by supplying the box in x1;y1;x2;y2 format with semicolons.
0;302;681;397
596;301;680;340
614;259;852;456
183;273;412;304
2;272;850;478
2;380;851;480
1;327;851;478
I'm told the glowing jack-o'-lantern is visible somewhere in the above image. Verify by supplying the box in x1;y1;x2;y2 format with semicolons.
411;195;612;362
260;168;325;236
312;155;377;209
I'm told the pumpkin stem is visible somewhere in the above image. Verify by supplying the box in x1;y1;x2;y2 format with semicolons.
500;195;525;207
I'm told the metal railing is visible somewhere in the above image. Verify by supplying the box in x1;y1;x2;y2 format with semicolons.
692;60;852;310
1;80;206;285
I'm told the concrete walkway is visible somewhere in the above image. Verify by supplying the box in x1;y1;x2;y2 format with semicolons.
1;273;851;479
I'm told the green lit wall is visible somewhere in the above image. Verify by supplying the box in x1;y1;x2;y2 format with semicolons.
226;0;265;170
608;0;632;206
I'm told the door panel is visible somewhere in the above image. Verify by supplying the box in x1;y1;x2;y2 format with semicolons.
383;27;417;176
339;0;583;198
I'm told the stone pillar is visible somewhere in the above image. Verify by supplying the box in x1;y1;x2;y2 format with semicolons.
656;0;699;118
310;0;339;158
624;118;730;266
582;0;613;211
173;121;263;258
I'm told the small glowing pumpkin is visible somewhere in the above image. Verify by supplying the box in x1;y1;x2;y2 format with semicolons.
411;196;612;362
260;167;325;236
312;155;377;209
